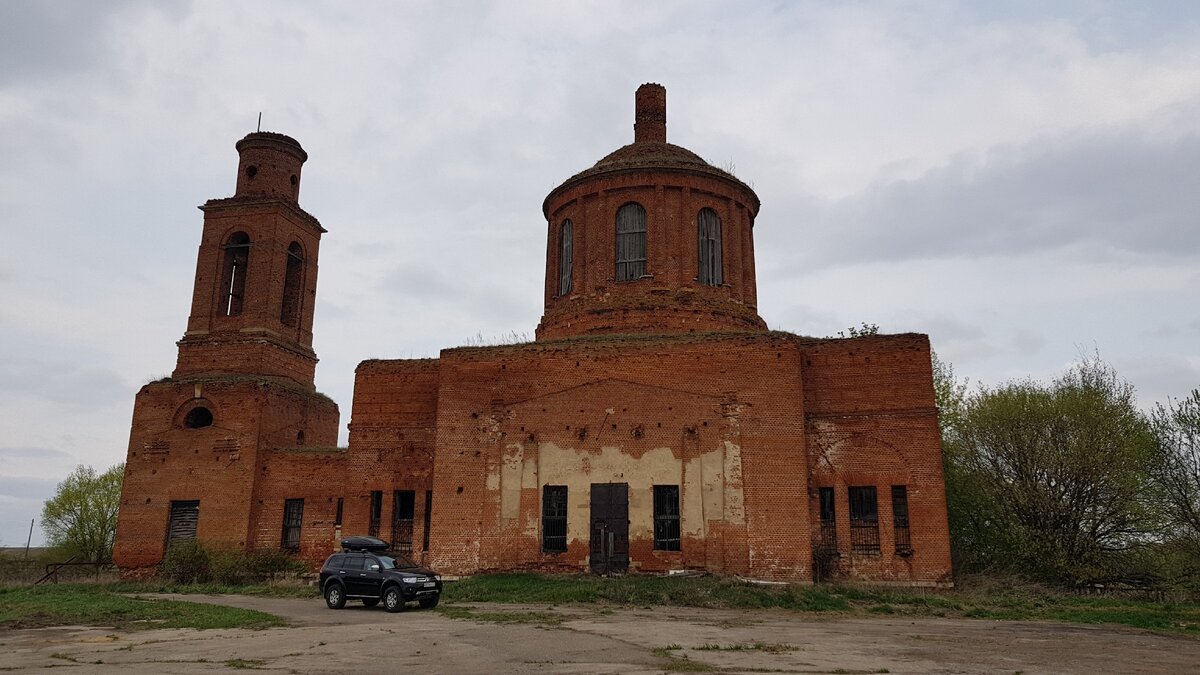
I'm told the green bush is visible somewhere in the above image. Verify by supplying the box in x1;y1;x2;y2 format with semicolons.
160;541;211;584
160;542;304;585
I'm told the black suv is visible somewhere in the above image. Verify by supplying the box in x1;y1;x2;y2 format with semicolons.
319;537;443;612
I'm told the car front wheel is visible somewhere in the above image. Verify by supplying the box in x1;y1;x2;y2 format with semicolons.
324;583;346;610
383;586;404;613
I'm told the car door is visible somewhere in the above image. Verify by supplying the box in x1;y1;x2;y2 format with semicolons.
359;555;386;597
341;554;368;596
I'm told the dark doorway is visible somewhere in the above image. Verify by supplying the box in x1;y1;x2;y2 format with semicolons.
589;483;629;574
392;490;415;553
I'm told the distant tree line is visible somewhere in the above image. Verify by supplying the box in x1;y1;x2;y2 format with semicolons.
935;352;1200;594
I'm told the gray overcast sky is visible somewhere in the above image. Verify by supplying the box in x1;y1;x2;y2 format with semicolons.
2;0;1198;547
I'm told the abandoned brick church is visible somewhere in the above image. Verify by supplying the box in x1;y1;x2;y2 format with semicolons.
113;84;953;585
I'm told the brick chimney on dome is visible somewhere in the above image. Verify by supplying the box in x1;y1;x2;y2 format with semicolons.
634;83;667;143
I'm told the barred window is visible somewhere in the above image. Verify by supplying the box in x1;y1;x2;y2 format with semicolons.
818;486;837;552
849;486;880;554
558;220;573;295
542;485;568;553
653;485;681;551
697;208;723;286
281;498;303;550
892;485;912;555
220;232;251;316
615;203;647;281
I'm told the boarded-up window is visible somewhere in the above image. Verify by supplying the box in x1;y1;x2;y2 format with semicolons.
392;490;415;554
542;485;567;553
615;203;647;281
849;486;880;554
220;232;251;316
368;491;382;538
280;241;304;327
335;497;343;527
697;208;723;286
892;485;912;555
281;498;303;550
558;220;573;295
653;485;681;551
818;486;837;552
166;500;200;549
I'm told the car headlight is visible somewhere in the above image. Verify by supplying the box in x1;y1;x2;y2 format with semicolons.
402;577;418;583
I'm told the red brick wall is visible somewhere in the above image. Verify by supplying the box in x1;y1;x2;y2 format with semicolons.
113;376;339;572
801;334;953;586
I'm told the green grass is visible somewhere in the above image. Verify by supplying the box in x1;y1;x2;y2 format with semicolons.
0;584;286;630
441;573;1200;634
102;580;319;598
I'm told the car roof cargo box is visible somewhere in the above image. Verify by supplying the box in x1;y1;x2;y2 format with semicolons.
341;535;390;552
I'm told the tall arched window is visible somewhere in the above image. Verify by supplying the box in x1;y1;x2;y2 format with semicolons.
615;202;647;282
697;208;723;286
220;232;251;316
558;220;573;296
280;241;305;327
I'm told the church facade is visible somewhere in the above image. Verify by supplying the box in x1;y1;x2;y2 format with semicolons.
113;85;953;585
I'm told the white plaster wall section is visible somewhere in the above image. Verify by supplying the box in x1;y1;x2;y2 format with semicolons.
500;442;523;520
534;442;742;549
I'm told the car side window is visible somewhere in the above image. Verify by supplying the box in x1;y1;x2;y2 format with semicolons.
343;555;365;571
327;554;345;569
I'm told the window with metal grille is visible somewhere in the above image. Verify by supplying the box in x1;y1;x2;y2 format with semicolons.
615;203;647;281
818;487;837;552
892;485;912;555
281;498;303;550
220;232;251;316
280;241;304;327
542;485;568;553
697;208;723;286
368;491;382;538
558;220;573;295
653;485;681;551
392;490;415;553
166;500;200;549
849;486;880;554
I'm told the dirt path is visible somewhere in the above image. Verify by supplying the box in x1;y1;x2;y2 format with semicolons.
0;595;1196;673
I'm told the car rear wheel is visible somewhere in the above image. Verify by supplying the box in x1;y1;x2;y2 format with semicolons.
418;596;439;609
383;586;404;613
362;598;379;607
324;583;346;609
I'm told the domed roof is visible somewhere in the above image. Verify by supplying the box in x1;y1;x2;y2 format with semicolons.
544;84;758;215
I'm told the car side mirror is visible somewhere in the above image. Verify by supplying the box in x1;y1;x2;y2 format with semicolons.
370;564;380;571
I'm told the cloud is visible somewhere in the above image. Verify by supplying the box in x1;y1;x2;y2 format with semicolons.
0;447;71;460
790;126;1200;270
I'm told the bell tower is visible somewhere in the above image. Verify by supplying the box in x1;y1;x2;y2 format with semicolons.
113;131;340;573
174;132;325;387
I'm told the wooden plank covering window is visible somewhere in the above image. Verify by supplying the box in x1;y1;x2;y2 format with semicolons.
849;486;880;554
615;203;646;281
542;486;567;553
281;498;303;550
167;500;200;549
653;485;681;551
